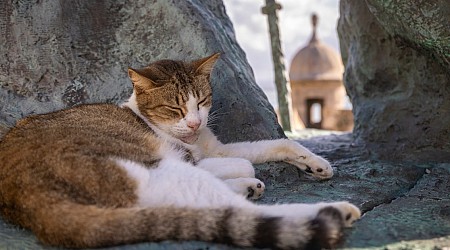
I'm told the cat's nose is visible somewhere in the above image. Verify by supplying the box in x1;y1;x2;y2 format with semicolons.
187;120;200;131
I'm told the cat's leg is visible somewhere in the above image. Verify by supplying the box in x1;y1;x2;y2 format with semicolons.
196;157;255;179
196;158;265;199
197;128;332;179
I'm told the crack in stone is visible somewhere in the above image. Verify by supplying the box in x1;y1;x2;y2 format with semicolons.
361;170;426;216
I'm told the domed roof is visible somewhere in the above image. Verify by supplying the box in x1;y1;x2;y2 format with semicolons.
289;14;344;82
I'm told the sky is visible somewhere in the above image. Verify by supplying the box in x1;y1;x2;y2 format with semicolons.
222;0;341;108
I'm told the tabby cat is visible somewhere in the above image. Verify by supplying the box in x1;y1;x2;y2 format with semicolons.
0;53;360;249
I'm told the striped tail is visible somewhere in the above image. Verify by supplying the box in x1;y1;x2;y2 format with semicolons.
28;202;345;249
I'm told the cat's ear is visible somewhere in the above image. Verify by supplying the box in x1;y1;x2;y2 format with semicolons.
192;53;220;76
128;68;158;94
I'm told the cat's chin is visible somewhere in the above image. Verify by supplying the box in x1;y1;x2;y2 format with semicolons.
179;134;199;144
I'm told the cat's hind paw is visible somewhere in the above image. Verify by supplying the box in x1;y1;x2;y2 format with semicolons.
246;180;265;200
224;177;265;200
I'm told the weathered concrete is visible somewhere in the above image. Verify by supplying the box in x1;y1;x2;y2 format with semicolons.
338;0;450;163
0;0;282;142
1;134;448;249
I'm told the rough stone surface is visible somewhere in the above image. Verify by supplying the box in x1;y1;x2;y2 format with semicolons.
337;0;450;162
0;0;283;142
1;134;449;249
365;0;450;70
346;166;450;249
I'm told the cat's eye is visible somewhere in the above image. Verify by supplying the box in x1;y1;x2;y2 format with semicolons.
197;97;209;109
163;106;185;117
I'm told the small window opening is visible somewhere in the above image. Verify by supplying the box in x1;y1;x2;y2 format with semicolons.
306;99;324;129
310;103;322;124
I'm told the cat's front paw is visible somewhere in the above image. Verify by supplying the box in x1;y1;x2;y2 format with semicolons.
286;155;333;180
224;177;265;200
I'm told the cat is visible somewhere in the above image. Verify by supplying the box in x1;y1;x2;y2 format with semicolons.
0;53;361;249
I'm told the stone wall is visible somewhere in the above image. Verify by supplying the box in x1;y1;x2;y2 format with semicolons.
338;0;450;162
0;0;283;142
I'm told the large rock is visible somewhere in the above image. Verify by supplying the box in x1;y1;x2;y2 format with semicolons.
337;0;450;162
0;0;283;141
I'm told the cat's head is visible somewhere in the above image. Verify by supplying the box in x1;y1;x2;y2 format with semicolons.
127;53;220;144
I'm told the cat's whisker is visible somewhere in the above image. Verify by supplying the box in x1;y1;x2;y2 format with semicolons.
208;106;226;115
208;113;228;119
206;122;218;127
206;116;223;125
207;110;229;122
208;111;227;119
207;114;222;121
207;114;221;121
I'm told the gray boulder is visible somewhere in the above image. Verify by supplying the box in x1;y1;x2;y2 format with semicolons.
0;0;283;141
338;0;450;162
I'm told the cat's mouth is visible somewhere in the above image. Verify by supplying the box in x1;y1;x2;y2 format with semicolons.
179;133;199;144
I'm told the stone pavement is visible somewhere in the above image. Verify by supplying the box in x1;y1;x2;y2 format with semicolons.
1;133;449;249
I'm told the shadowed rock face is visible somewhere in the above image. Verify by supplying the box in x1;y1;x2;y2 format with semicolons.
338;0;450;162
0;0;283;142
